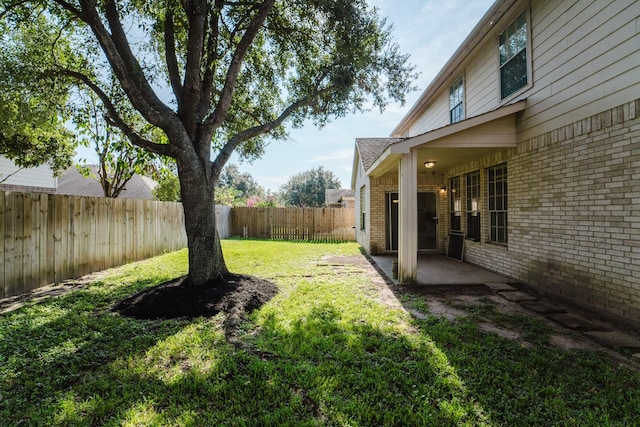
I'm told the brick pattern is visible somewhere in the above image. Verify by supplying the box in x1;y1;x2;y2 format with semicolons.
368;176;447;254
445;99;640;323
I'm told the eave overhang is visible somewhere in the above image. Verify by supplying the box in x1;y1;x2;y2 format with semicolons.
366;100;526;178
392;0;524;137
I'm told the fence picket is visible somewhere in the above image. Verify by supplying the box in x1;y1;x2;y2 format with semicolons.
0;192;188;299
4;194;18;297
1;193;355;300
232;207;355;242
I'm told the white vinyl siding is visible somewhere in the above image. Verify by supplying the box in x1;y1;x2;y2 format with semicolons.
518;0;640;139
354;154;371;251
465;40;498;118
395;0;639;141
407;90;450;136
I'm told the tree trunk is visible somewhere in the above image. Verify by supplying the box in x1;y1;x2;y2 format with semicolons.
178;158;229;286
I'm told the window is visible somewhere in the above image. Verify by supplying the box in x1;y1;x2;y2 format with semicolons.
449;76;464;123
488;164;508;244
499;12;528;99
466;171;480;241
449;176;461;231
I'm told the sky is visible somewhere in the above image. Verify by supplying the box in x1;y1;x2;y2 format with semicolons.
75;0;495;192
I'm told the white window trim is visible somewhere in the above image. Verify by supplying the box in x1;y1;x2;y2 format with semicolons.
498;9;533;105
449;75;465;124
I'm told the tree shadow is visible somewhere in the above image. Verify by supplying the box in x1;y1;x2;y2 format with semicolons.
1;290;491;425
379;282;640;425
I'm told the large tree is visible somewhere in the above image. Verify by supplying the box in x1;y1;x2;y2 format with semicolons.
0;15;76;176
215;163;265;205
1;0;416;286
280;166;341;207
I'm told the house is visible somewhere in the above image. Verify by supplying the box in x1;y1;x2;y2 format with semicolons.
325;189;355;208
0;156;57;193
56;165;157;199
352;0;640;325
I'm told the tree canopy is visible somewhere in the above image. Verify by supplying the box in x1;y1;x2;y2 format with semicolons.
0;0;416;285
280;166;341;207
75;93;165;198
0;17;77;173
215;164;265;205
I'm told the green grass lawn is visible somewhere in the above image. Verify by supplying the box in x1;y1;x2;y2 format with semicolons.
1;239;639;426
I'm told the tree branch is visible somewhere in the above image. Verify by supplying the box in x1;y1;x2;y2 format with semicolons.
61;69;177;158
212;85;334;175
164;8;183;101
206;0;275;129
178;0;207;138
196;0;223;121
0;167;24;184
76;0;175;129
0;0;35;20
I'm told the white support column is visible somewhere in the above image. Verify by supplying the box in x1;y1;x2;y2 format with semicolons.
398;150;418;284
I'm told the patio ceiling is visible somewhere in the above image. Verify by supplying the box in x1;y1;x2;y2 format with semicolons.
367;100;526;178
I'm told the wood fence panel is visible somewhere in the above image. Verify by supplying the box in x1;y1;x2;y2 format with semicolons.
144;200;153;259
26;193;38;290
67;196;76;281
114;199;124;268
36;193;48;289
22;194;31;292
0;192;4;298
76;196;87;277
13;193;25;295
4;193;16;297
231;206;355;242
0;192;7;298
45;194;56;286
86;197;98;275
94;198;106;272
0;192;188;299
3;195;358;299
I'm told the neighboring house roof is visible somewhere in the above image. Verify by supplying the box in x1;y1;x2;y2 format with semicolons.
325;188;355;205
0;156;57;192
355;138;403;170
56;165;158;199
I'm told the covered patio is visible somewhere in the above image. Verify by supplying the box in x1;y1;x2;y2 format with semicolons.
370;254;508;285
365;100;526;283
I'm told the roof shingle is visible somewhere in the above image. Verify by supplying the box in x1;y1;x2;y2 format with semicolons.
355;138;403;171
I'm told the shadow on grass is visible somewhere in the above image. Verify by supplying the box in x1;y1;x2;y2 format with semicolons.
390;293;640;425
1;295;489;425
5;241;639;426
353;247;640;423
0;281;190;425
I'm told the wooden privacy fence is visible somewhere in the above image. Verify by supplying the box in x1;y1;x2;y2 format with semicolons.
1;191;186;299
232;207;355;242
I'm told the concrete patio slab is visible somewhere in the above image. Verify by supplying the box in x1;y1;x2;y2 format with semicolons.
521;300;567;315
484;282;518;292
547;313;611;332
498;291;538;302
370;254;507;285
584;331;640;350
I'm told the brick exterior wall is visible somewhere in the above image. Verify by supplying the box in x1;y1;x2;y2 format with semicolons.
444;99;640;324
368;176;447;254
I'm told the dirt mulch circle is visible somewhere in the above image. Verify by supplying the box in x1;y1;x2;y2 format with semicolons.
112;274;278;321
